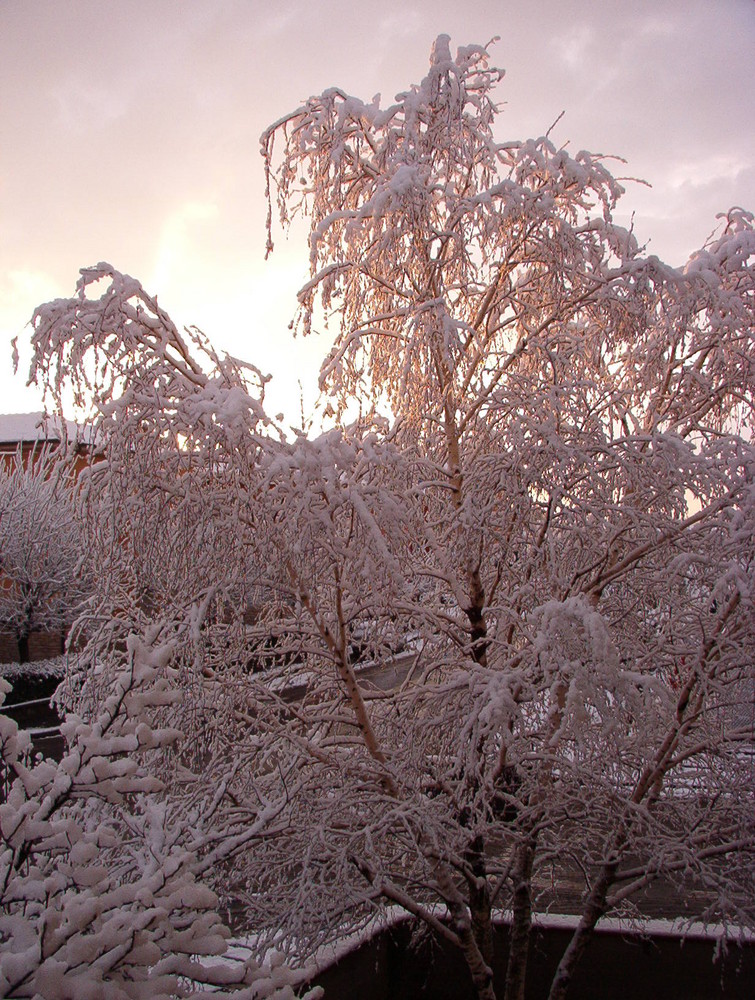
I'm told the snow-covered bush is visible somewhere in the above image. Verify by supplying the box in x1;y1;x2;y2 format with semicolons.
0;628;320;999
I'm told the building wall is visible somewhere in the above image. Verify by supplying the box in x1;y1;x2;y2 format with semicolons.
0;630;65;665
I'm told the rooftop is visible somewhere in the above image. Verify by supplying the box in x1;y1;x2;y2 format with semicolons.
0;412;91;447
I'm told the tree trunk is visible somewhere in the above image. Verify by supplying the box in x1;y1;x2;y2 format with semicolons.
466;832;494;968
546;861;617;1000
433;861;498;1000
453;897;498;1000
504;839;535;1000
17;630;29;665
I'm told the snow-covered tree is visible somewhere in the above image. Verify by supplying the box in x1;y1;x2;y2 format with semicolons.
7;269;322;1000
259;36;755;1000
14;36;755;1000
0;447;87;664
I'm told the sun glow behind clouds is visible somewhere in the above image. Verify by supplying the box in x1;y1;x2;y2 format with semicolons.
152;200;220;293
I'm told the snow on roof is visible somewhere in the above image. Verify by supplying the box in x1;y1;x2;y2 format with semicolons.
0;412;91;446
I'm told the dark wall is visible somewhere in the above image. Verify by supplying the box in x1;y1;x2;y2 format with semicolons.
311;921;755;1000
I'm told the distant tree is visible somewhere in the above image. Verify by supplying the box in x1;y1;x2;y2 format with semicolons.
0;447;87;663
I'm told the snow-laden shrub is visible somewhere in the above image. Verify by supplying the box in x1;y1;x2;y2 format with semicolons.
0;631;319;1000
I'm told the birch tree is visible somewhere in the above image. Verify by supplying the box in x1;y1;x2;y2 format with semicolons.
261;35;755;1000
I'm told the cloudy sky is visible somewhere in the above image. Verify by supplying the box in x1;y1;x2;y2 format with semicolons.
2;0;753;427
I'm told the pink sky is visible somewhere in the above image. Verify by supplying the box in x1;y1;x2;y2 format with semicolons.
2;0;753;428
